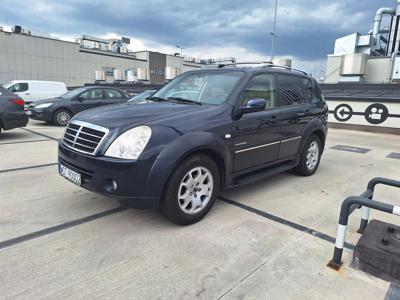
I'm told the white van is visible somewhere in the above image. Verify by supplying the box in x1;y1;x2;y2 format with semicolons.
3;80;67;104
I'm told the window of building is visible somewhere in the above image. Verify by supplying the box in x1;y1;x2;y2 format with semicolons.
240;74;277;109
278;75;305;106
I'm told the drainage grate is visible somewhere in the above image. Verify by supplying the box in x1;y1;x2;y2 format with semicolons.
387;152;400;160
330;145;371;154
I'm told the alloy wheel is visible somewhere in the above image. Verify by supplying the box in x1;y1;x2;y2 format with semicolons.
178;166;214;215
306;141;319;170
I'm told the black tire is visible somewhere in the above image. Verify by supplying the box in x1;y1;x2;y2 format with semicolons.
53;109;72;126
294;134;322;176
160;154;220;225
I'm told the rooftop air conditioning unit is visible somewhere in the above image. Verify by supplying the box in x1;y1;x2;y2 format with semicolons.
94;70;106;81
113;69;125;81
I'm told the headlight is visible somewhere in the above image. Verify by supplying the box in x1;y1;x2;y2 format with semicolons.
35;103;53;109
105;126;152;159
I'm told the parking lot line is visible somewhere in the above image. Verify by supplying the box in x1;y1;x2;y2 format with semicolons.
0;206;127;250
0;162;57;174
219;196;355;250
0;139;51;145
21;128;60;142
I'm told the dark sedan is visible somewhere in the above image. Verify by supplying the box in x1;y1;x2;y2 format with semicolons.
27;86;129;126
0;86;28;135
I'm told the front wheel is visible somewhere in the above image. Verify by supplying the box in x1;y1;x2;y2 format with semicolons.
294;134;322;176
160;154;220;225
53;109;72;126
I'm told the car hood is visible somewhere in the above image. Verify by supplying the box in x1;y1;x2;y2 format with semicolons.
73;101;227;131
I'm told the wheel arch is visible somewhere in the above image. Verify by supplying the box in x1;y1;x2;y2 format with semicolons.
143;131;232;207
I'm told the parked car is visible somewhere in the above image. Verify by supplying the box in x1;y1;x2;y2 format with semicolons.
0;86;28;135
27;86;130;126
3;80;67;105
58;66;328;225
127;89;157;102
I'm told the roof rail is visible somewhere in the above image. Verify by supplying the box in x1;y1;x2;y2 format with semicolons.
212;61;310;76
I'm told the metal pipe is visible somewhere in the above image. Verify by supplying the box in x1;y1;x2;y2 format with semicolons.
358;177;400;233
328;196;399;270
372;7;396;44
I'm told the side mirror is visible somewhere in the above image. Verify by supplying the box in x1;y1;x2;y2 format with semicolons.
75;95;84;102
241;98;266;114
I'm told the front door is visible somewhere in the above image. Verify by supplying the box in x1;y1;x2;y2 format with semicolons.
71;88;104;114
232;73;281;172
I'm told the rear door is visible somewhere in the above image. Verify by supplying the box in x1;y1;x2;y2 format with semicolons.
276;75;312;159
232;73;281;172
104;89;126;105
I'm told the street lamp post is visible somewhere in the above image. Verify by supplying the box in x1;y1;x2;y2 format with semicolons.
176;45;184;56
270;0;278;61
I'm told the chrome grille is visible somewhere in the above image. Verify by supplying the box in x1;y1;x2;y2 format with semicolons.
62;121;109;155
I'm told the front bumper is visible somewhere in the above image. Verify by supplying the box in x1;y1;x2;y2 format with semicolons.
28;108;52;122
58;142;172;209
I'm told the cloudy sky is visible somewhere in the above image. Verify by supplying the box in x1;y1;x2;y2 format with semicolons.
0;0;395;75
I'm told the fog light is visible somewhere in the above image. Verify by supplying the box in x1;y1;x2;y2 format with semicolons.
104;179;118;192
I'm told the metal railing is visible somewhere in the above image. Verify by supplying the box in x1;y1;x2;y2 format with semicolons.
327;177;400;270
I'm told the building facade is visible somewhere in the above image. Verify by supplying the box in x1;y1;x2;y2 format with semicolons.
0;30;204;86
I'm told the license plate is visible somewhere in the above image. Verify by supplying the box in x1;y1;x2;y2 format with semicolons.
59;163;81;186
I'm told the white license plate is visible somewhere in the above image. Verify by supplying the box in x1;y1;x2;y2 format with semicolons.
59;164;81;186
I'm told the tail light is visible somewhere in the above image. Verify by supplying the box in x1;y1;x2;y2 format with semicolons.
9;98;25;106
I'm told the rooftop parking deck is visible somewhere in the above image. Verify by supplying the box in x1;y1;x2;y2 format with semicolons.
0;121;399;299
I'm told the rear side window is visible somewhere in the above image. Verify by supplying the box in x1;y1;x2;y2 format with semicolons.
240;74;277;109
105;89;123;99
80;89;104;100
7;83;29;93
277;75;305;106
300;78;313;103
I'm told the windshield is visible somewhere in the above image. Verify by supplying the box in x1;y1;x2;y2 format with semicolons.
59;87;87;99
127;90;156;102
152;71;243;105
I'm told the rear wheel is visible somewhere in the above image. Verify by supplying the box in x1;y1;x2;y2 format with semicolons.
294;134;322;176
160;154;220;225
53;109;72;126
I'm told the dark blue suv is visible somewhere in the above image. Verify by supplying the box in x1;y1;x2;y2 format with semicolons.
58;65;328;225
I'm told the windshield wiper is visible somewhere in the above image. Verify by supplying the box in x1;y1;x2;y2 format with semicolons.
167;97;202;105
147;96;169;102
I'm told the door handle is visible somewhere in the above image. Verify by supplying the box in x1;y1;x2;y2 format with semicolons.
25;93;30;95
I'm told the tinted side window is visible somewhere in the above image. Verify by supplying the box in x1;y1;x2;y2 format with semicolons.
301;78;313;103
8;83;29;93
240;74;277;109
313;83;325;103
80;89;104;100
105;89;123;99
278;75;305;106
